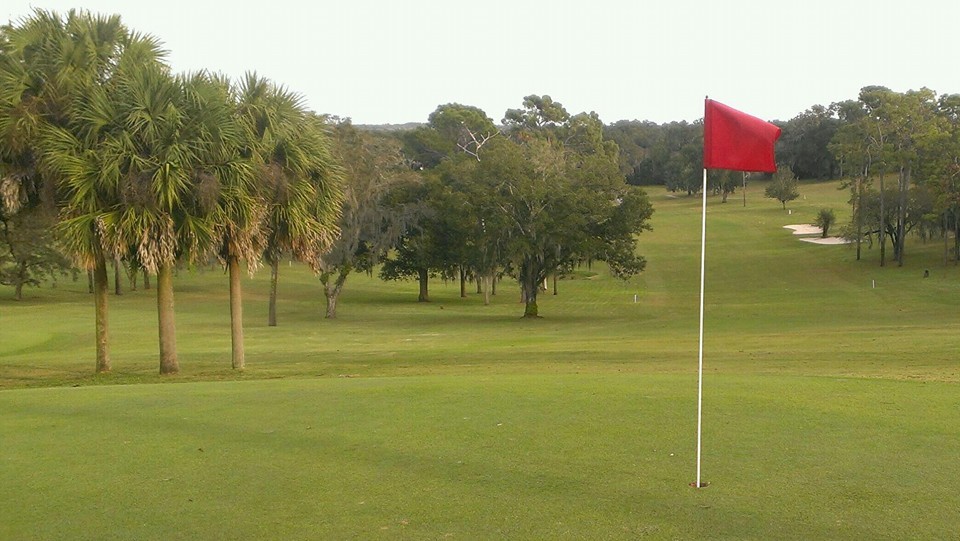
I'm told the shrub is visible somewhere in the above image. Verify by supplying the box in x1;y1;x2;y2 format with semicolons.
814;208;836;238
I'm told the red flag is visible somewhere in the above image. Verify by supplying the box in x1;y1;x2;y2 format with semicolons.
703;99;781;173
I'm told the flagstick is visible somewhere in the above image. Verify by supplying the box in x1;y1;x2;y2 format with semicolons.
695;167;707;488
698;97;778;489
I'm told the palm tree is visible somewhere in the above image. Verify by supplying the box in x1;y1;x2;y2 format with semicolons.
54;60;220;375
112;65;233;375
61;61;185;375
184;72;260;371
3;9;166;373
235;74;342;327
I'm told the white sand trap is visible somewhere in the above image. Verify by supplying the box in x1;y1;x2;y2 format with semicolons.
784;224;822;235
799;236;851;245
784;224;851;245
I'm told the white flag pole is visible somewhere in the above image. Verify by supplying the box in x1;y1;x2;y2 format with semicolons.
695;167;708;488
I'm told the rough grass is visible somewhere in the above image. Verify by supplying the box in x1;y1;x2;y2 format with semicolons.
1;179;959;539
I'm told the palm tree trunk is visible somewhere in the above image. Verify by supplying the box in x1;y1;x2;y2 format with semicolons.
113;255;123;295
157;262;179;374
268;257;279;327
143;269;151;290
229;255;245;370
94;255;110;373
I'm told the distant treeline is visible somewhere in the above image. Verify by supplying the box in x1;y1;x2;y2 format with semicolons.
605;86;960;268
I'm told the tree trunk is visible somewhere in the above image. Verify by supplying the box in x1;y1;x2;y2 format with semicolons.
459;266;467;298
482;273;492;306
323;268;349;319
143;269;151;290
896;166;909;267
417;268;429;302
325;286;339;318
14;261;26;300
742;173;747;207
94;255;110;373
855;178;863;261
944;213;949;266
87;269;94;294
552;273;558;296
955;212;959;265
113;255;123;295
522;282;539;317
229;255;244;370
268;257;279;327
520;259;541;318
476;276;482;294
128;264;138;291
879;170;886;266
157;262;179;375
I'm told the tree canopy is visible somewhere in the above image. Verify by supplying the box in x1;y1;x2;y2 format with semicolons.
384;98;654;317
0;9;344;374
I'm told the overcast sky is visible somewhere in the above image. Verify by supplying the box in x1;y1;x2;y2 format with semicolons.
5;1;959;125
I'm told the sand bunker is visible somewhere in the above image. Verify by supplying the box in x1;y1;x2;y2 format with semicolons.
784;224;852;245
784;224;822;235
799;236;851;245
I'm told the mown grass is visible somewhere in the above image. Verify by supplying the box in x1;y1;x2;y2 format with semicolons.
1;180;959;539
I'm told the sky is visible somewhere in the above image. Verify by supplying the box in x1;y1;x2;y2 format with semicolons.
5;1;960;125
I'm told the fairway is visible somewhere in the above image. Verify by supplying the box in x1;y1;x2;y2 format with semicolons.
2;181;960;539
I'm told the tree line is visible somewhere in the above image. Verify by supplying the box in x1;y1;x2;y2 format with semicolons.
605;87;960;266
0;10;654;375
